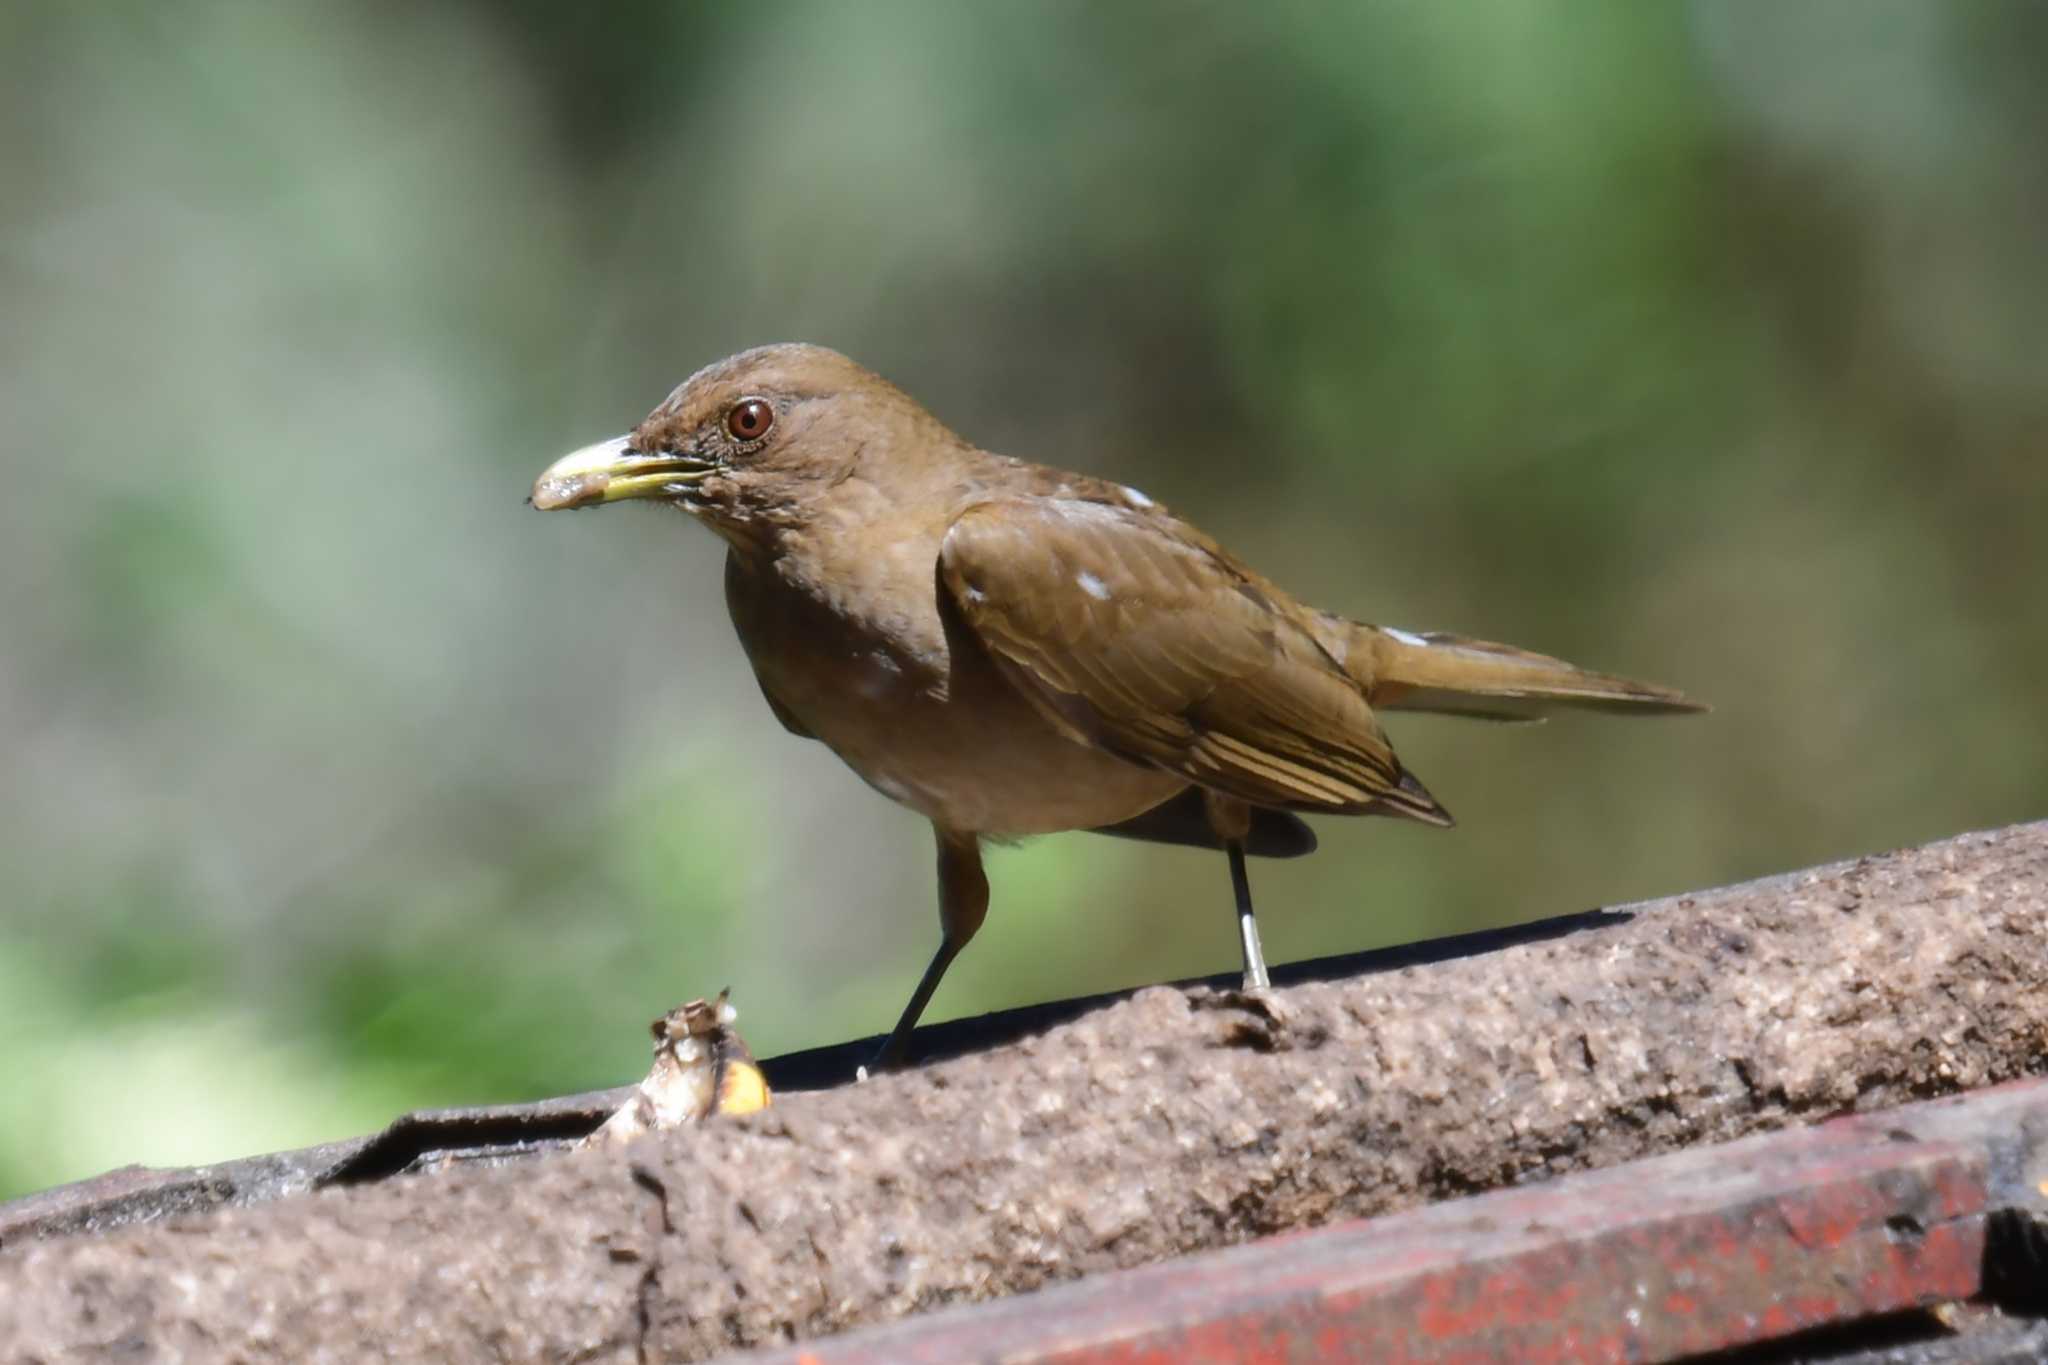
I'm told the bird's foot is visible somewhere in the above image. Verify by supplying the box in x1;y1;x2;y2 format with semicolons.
1196;982;1295;1052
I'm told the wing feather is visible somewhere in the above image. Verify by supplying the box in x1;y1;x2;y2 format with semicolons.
940;496;1450;823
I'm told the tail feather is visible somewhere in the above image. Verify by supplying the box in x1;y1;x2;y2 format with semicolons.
1323;618;1706;721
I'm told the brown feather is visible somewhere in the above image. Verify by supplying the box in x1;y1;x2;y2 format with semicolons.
1317;617;1707;719
941;495;1451;824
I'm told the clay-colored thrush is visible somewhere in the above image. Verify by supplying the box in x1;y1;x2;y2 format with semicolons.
533;345;1702;1066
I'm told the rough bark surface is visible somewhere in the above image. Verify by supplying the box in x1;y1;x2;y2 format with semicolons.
3;822;2045;1364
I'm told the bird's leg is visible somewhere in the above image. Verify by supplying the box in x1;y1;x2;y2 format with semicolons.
1227;840;1270;990
1203;791;1270;990
874;826;988;1070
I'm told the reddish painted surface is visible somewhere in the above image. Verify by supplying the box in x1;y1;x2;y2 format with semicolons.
738;1080;2048;1365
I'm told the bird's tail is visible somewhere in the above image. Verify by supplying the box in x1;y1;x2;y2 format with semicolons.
1323;617;1706;722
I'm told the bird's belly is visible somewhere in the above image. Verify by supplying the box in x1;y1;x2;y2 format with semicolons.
780;650;1182;834
728;560;1183;835
836;695;1184;835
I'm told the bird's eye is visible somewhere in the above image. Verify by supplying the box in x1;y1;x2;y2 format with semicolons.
726;398;774;442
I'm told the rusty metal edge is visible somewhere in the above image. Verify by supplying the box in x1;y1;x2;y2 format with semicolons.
721;1078;2048;1365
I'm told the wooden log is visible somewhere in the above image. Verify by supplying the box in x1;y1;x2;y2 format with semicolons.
1;821;2043;1363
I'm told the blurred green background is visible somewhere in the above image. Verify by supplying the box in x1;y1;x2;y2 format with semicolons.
4;1;2045;1200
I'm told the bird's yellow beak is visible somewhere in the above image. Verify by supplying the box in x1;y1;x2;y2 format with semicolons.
530;436;715;510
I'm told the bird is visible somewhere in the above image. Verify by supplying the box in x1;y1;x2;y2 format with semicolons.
532;344;1703;1068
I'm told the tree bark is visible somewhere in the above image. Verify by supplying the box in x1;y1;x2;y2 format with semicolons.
3;822;2044;1363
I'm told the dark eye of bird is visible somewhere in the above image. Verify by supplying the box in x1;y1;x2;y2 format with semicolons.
726;398;773;442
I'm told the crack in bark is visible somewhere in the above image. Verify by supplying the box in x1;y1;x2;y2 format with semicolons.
629;1162;674;1365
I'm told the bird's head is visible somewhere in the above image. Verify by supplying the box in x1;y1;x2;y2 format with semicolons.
531;344;956;545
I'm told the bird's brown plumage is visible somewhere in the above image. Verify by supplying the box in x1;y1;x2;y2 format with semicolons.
939;494;1448;823
532;343;1703;1065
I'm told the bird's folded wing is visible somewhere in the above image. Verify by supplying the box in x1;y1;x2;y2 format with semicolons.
939;497;1448;822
